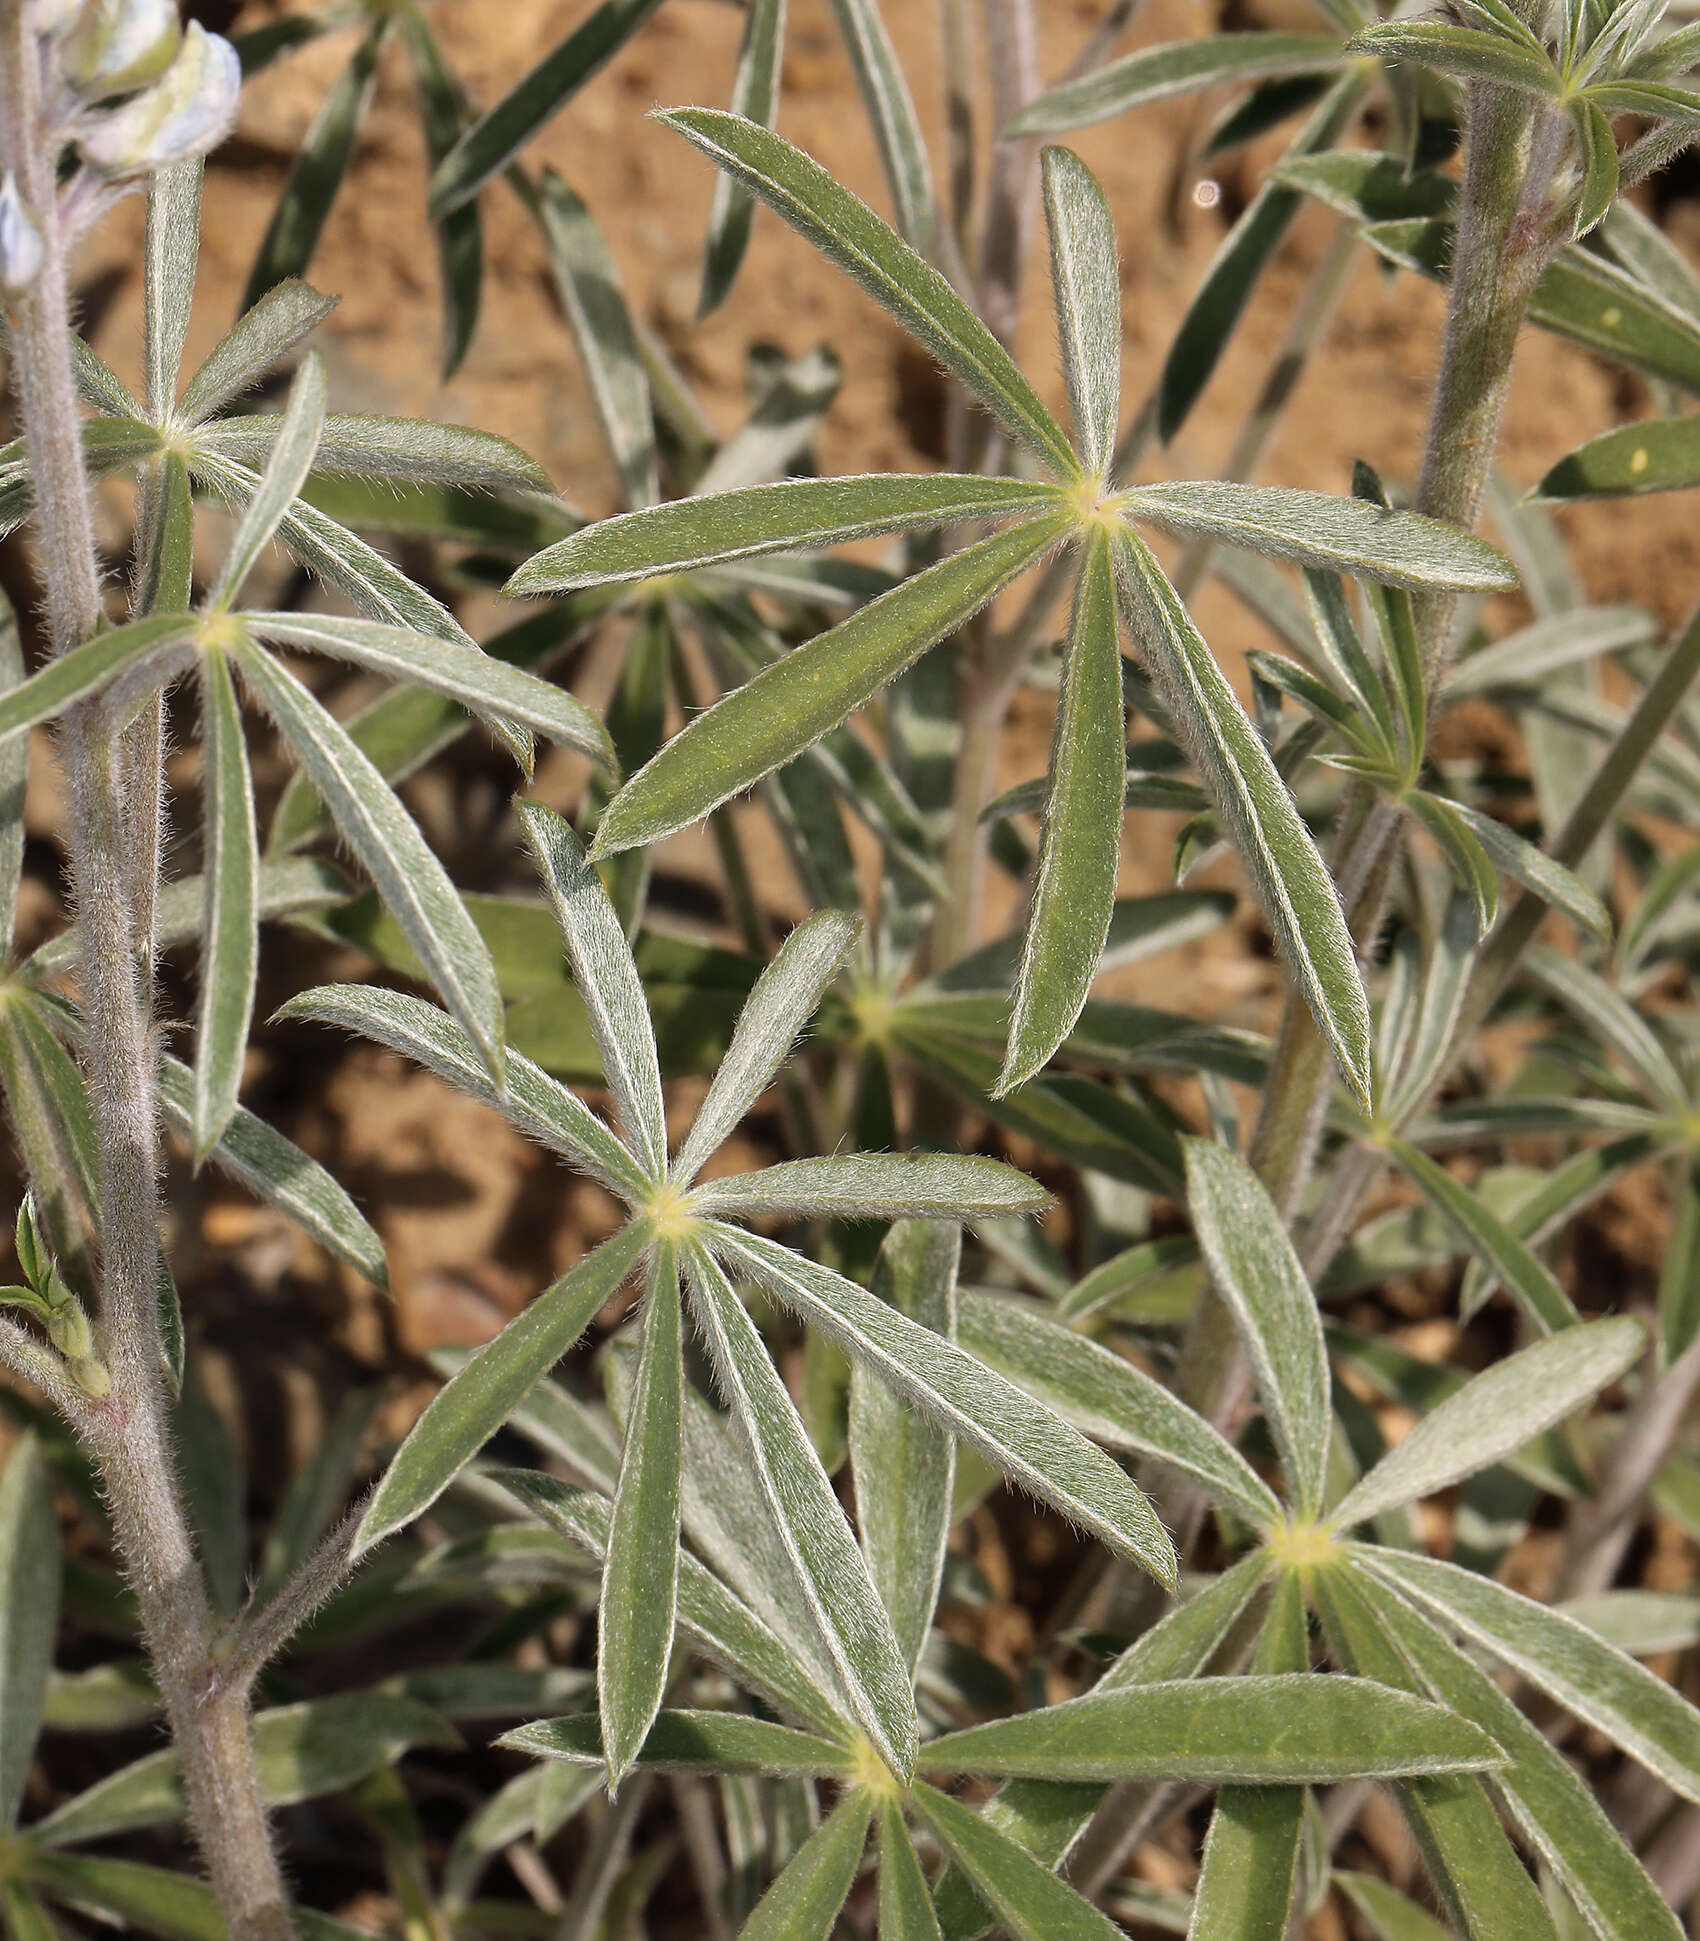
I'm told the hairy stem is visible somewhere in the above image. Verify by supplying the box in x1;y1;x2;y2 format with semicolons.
0;15;292;1936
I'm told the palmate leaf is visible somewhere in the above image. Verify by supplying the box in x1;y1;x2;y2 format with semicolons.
1000;529;1123;1094
177;279;340;426
879;1794;945;1941
1361;1548;1700;1803
353;1222;650;1554
206;352;328;612
1535;412;1700;501
598;1242;683;1788
590;513;1071;857
850;1221;959;1675
24;1851;374;1941
193;416;550;494
396;3;482;377
146;161;201;413
699;0;787;317
1009;33;1350;137
501;1709;855;1777
0;615;199;748
1184;1139;1331;1519
1112;526;1371;1103
913;1781;1126;1941
920;1675;1503;1784
673;909;858;1186
827;0;934;251
693;1154;1049;1221
657;109;1081;479
1311;1564;1558;1941
427;0;667;217
518;805;666;1180
241;613;611;772
232;642;506;1079
507;474;1063;595
739;1788;873;1941
682;1242;917;1780
1121;484;1517;593
1351;1566;1685;1941
955;1289;1282;1532
0;1436;59;1830
191;645;258;1161
1330;1317;1644;1529
0;588;26;961
501;1473;849;1739
1346;20;1563;94
931;1551;1274;1941
1042;148;1121;481
705;1223;1178;1586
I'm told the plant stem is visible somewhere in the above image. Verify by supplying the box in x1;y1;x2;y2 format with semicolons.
0;15;292;1936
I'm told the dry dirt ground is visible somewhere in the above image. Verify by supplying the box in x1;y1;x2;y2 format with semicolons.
5;0;1693;1743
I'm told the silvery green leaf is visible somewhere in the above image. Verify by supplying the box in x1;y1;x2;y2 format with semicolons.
522;169;657;509
1563;1590;1700;1656
499;1471;850;1739
593;515;1070;858
828;0;935;250
1346;20;1562;93
0;588;25;961
1000;531;1123;1094
1406;793;1499;934
145;160;201;412
69;335;145;420
1302;569;1396;737
1334;1873;1452;1941
1041;149;1120;480
957;1288;1281;1531
207;351;327;612
354;1223;648;1554
242;21;385;311
177;279;339;426
931;1552;1274;1938
1008;33;1348;137
193;416;550;495
913;1781;1125;1941
190;645;257;1161
941;891;1236;996
0;613;196;746
0;1436;58;1829
850;1221;958;1674
1188;1573;1308;1941
35;1694;459;1847
1659;1161;1700;1365
598;1243;683;1788
879;1795;944;1941
658;109;1079;479
738;1787;872;1941
1332;1317;1644;1529
427;0;666;216
708;1223;1177;1586
397;4;482;378
1113;526;1371;1104
1352;1566;1684;1941
699;0;785;317
23;1853;371;1941
0;998;101;1285
1159;76;1363;440
1571;97;1619;238
683;1241;918;1781
1439;799;1612;939
240;612;611;771
1384;893;1479;1121
1120;483;1516;592
499;1709;853;1777
277;984;645;1203
1445;606;1655;698
508;474;1062;595
694;1154;1048;1222
517;803;666;1180
1536;414;1700;500
1310;1565;1562;1941
1523;943;1688;1111
1363;1546;1700;1805
672;908;857;1187
234;642;506;1079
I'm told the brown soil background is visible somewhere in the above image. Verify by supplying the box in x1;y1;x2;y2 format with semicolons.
4;3;1696;1920
37;0;1689;1499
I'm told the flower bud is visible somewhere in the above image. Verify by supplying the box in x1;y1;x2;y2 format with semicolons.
69;1355;112;1400
0;175;45;297
78;23;238;176
61;0;180;98
13;1192;48;1291
46;1294;94;1361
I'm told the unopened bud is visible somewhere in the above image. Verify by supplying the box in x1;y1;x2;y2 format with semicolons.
46;1295;94;1361
69;1355;112;1399
78;23;238;176
61;0;180;98
13;1192;47;1290
0;176;45;298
